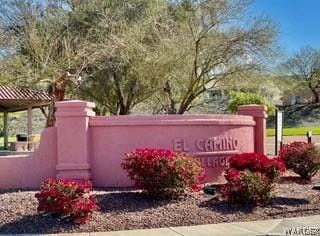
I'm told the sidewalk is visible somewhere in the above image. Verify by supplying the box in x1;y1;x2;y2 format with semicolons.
6;215;319;236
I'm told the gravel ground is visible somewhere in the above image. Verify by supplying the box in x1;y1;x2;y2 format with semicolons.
1;174;320;234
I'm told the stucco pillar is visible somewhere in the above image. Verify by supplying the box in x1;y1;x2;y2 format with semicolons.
238;105;267;155
55;100;95;179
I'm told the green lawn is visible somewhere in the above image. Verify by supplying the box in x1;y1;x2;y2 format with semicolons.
0;136;17;143
267;127;320;136
0;136;16;150
0;135;41;149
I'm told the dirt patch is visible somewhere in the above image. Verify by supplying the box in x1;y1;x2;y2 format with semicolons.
0;174;320;234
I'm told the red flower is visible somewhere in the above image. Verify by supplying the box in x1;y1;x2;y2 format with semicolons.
35;178;98;224
279;141;320;179
222;153;285;205
121;148;205;198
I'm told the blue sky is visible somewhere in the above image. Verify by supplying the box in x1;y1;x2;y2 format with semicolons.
250;0;320;56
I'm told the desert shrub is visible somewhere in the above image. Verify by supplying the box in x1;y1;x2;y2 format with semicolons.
121;148;205;198
228;91;275;115
222;153;285;205
279;141;320;179
228;152;286;180
35;178;98;224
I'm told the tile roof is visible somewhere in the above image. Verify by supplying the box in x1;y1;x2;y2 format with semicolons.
0;85;52;101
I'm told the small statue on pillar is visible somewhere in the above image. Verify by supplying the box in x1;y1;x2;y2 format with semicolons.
46;71;81;127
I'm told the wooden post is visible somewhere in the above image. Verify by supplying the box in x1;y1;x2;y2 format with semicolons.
27;106;32;140
3;111;8;150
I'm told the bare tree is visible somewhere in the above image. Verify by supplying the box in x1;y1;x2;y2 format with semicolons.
282;47;320;103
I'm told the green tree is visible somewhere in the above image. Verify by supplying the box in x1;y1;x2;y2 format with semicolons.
228;91;275;115
0;0;278;116
0;0;91;125
0;0;163;115
148;0;278;114
74;0;174;115
0;0;87;89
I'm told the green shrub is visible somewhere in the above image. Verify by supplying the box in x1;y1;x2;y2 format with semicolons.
228;91;275;115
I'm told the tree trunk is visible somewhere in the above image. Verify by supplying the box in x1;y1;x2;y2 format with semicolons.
178;93;196;114
46;100;56;127
119;106;130;115
163;81;177;114
315;93;320;103
113;73;130;115
309;83;320;103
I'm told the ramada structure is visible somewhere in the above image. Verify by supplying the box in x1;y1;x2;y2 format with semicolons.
0;100;267;189
0;85;51;150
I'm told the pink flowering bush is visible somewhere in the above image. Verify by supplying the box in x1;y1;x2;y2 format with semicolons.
35;178;99;224
121;148;205;198
222;153;285;205
228;152;286;180
279;141;320;179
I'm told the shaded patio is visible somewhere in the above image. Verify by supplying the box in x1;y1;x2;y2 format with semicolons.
0;85;52;151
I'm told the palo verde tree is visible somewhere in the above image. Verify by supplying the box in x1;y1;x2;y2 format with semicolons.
149;0;278;114
0;0;88;88
73;0;174;115
0;0;92;126
282;47;320;103
1;0;174;115
0;0;279;116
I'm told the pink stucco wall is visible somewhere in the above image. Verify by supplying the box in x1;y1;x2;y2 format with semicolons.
89;115;255;187
0;100;267;189
0;128;57;189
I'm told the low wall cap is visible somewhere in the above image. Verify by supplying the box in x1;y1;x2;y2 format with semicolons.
90;114;256;126
55;100;95;109
238;104;267;111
